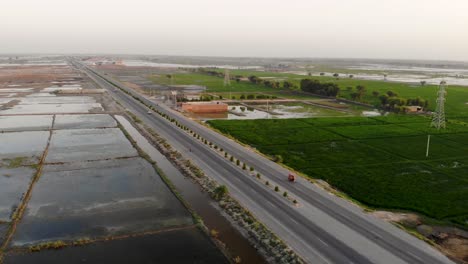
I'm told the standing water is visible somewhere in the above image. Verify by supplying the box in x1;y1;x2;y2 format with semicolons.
115;115;266;263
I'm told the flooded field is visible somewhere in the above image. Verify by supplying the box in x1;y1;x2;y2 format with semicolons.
1;103;103;115
0;167;36;221
190;102;354;120
0;115;53;132
45;128;138;163
0;224;7;243
54;114;117;129
120;59;261;69
10;96;94;104
299;62;468;86
0;131;49;163
5;228;227;264
0;59;228;263
12;158;192;246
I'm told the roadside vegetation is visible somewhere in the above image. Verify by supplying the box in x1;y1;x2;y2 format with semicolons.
208;115;468;229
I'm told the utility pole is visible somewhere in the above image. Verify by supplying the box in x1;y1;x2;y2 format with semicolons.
267;99;270;119
426;135;431;157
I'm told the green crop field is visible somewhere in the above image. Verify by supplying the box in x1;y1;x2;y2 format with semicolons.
208;115;468;228
148;73;274;93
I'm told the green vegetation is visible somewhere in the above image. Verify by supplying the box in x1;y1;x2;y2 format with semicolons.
300;79;340;97
148;73;273;93
208;115;468;228
213;185;228;200
29;241;67;252
5;157;27;168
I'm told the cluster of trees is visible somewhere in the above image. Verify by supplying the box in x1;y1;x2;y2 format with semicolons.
238;94;278;100
196;68;225;78
300;79;340;97
377;91;429;112
347;85;367;101
248;75;281;89
248;75;298;90
177;95;215;102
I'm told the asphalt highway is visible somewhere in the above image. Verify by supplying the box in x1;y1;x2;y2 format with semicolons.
73;59;453;264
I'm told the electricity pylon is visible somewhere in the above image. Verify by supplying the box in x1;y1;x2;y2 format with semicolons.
224;68;231;99
430;81;447;130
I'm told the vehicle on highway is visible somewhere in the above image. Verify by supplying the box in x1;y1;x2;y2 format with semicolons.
147;110;152;114
288;173;296;182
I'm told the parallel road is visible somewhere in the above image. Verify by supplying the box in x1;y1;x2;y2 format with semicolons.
73;59;453;264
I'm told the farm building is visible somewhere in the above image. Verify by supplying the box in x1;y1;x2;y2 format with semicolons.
405;105;423;113
181;102;228;113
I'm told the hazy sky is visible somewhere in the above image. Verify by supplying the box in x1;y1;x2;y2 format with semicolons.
2;0;468;61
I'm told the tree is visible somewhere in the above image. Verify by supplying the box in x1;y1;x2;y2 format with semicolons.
349;74;354;78
372;91;380;97
386;91;398;97
274;155;283;163
213;185;228;200
420;80;427;86
273;81;281;89
350;92;360;100
282;81;293;90
210;229;219;238
248;75;260;84
333;73;339;79
379;94;389;105
356;85;366;100
424;100;429;108
307;72;312;76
